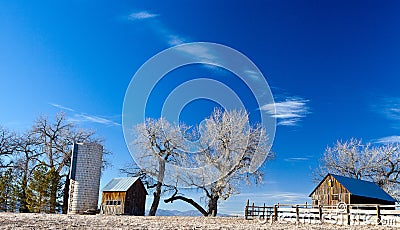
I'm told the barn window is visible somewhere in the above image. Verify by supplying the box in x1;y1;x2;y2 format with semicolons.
332;194;339;200
105;200;122;205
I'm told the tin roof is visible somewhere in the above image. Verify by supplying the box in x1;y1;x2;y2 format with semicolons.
102;177;140;192
330;174;397;202
310;173;397;203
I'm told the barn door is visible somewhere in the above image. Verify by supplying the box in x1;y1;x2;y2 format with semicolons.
328;179;338;206
329;179;341;206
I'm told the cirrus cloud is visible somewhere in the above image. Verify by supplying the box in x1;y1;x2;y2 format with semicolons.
128;11;159;20
260;97;310;126
375;135;400;144
49;103;121;127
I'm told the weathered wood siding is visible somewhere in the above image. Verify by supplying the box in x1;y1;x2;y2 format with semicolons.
123;180;146;216
310;174;350;206
101;179;146;216
101;192;126;215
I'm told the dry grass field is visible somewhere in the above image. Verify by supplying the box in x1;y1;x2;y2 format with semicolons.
0;213;396;229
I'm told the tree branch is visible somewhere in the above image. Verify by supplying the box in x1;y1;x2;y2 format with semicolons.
164;195;208;216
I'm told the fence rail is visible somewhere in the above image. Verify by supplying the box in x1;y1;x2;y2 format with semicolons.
244;200;400;226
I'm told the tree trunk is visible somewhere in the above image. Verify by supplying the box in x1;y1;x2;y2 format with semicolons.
148;157;166;216
48;167;59;213
148;181;162;216
62;174;70;214
19;172;29;213
207;195;219;217
49;183;57;213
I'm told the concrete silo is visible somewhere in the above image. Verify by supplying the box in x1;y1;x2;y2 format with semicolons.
68;142;103;214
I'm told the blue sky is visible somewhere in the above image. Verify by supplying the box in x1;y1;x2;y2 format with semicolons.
1;1;400;215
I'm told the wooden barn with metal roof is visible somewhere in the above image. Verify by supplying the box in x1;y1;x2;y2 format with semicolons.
100;177;147;215
309;173;397;206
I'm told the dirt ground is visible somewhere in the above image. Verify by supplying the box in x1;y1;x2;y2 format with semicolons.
0;213;396;229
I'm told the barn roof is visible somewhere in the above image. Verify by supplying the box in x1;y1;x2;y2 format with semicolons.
102;177;140;192
310;173;397;202
331;174;397;202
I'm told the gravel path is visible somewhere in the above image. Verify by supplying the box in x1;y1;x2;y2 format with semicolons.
0;213;396;229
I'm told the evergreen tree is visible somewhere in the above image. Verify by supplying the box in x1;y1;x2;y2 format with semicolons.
46;166;62;213
0;113;106;213
0;168;17;212
32;113;103;213
14;130;41;213
27;165;50;213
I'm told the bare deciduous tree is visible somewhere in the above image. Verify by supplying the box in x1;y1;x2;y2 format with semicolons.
0;127;16;169
0;113;108;213
125;118;187;216
14;130;42;212
0;127;18;212
165;109;272;216
32;112;104;213
315;138;400;199
123;109;272;216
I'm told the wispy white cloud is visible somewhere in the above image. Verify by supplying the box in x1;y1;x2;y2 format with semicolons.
260;97;310;126
372;97;400;129
175;43;218;62
126;9;229;72
381;98;400;120
375;136;400;144
127;9;187;46
244;70;263;81
155;23;188;46
284;157;310;162
69;114;121;127
49;103;74;112
128;11;158;20
49;103;120;127
166;34;187;46
136;14;220;66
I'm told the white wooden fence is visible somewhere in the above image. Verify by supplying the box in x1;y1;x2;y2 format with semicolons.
245;201;400;226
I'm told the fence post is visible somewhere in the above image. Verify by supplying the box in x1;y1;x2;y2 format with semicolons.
376;205;381;225
245;199;249;219
295;205;299;223
318;205;323;223
274;204;278;222
263;203;265;219
346;204;350;225
252;202;255;219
